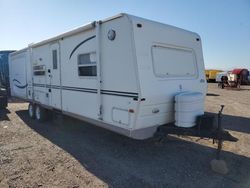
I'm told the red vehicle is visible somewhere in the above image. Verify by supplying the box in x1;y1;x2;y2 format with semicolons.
231;69;249;85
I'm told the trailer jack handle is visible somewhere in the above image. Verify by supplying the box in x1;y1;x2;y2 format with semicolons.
215;105;225;160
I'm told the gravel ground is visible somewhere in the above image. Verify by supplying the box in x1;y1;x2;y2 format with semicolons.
0;83;250;188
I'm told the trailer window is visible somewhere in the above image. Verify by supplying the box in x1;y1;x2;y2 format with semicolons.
52;50;58;69
152;45;197;78
33;65;46;76
78;52;97;76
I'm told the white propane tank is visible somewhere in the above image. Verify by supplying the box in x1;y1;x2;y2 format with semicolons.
175;92;205;128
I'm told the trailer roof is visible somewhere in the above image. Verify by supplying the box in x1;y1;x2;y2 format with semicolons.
9;47;29;56
30;13;124;48
10;14;124;55
12;13;198;52
0;50;16;53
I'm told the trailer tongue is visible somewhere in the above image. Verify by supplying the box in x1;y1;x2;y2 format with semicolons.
155;105;238;160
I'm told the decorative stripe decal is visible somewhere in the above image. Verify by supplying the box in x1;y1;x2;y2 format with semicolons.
13;79;28;89
100;91;137;98
33;83;45;88
33;83;138;98
69;35;96;59
101;89;138;96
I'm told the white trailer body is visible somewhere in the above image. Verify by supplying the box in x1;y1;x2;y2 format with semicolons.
216;72;228;82
9;14;207;139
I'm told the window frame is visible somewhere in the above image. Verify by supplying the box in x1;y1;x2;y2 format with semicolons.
33;65;46;76
77;52;97;77
52;49;58;69
151;44;198;79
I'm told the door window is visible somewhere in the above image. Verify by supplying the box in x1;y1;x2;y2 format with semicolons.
52;50;58;69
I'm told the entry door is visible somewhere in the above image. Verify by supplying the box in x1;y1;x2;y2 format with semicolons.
10;53;27;99
49;43;61;109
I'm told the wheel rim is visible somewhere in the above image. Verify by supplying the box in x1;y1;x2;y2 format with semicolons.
36;106;41;120
29;104;33;117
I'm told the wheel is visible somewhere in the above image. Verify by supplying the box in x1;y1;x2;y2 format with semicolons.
28;103;35;119
35;105;48;122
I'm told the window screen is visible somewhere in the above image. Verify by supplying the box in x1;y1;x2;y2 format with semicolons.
52;50;58;69
78;52;97;76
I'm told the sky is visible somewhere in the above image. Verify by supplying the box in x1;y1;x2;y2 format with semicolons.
0;0;249;70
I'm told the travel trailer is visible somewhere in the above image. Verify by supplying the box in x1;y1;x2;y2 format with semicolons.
9;13;207;139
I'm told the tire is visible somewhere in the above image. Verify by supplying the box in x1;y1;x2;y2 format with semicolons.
0;92;7;109
28;103;35;119
35;105;48;122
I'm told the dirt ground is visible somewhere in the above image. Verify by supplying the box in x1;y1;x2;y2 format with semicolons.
0;83;250;188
